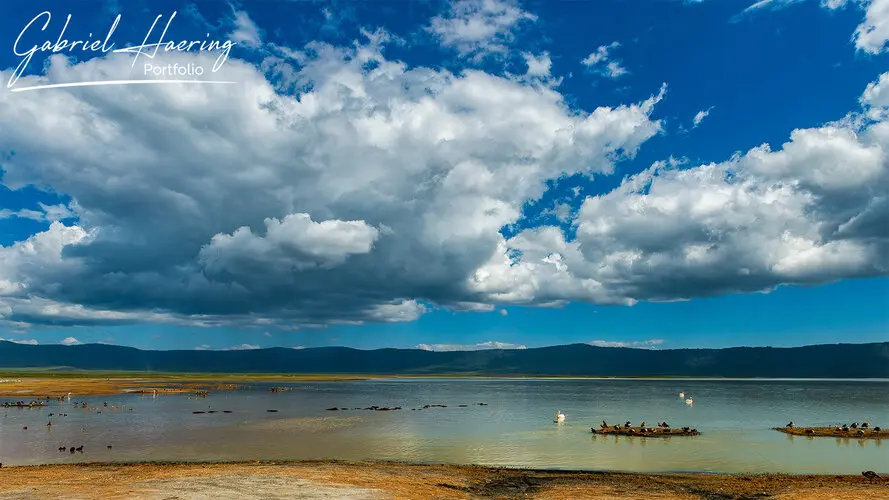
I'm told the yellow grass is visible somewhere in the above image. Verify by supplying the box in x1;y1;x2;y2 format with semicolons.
0;373;372;397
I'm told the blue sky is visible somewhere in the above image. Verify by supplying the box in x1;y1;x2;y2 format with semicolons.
0;0;887;351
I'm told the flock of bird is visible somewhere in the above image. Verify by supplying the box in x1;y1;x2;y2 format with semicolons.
13;395;128;456
785;421;882;435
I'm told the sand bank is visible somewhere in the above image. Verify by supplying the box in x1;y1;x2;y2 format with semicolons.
591;426;700;437
775;426;888;439
0;461;886;499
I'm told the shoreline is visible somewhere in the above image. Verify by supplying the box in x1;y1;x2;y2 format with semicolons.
1;460;886;499
3;373;888;397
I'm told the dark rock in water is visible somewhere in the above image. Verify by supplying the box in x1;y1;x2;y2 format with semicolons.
208;410;217;414
326;407;339;411
223;410;233;413
107;445;112;449
458;405;468;407
267;409;278;412
477;403;488;405
192;411;205;414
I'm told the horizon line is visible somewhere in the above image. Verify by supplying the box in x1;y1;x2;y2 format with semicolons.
8;80;238;93
1;339;886;352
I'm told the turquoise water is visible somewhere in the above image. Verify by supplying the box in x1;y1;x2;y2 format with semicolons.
1;378;887;473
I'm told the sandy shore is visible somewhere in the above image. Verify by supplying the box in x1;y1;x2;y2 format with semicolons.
0;461;886;499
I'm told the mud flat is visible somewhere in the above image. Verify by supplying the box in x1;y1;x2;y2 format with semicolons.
775;426;889;439
592;426;700;437
0;374;355;397
1;461;887;499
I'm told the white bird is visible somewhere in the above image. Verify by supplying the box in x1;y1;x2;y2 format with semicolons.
679;392;685;398
554;410;566;423
685;397;694;405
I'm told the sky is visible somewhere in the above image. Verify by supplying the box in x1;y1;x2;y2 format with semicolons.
0;0;888;352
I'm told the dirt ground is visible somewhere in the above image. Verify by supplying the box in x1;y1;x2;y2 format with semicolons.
0;461;886;499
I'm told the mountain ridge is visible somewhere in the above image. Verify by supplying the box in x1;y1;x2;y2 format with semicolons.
1;341;887;377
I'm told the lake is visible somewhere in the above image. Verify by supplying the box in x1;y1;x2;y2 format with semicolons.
1;378;887;473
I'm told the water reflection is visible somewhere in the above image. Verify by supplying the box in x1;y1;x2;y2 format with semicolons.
0;378;887;473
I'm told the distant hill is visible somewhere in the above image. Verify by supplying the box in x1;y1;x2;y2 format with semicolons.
1;341;887;378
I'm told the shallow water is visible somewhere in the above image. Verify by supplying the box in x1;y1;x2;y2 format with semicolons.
1;378;887;473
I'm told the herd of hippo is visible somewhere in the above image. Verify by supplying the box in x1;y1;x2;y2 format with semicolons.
326;403;489;411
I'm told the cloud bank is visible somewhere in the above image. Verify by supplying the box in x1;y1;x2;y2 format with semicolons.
0;4;887;334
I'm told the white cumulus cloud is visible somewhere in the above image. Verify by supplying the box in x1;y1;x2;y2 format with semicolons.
416;341;527;351
693;107;714;127
1;14;887;338
0;33;666;330
224;344;261;350
427;0;537;59
581;42;628;79
588;339;665;349
468;72;889;307
740;0;889;54
0;337;38;345
229;10;263;49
